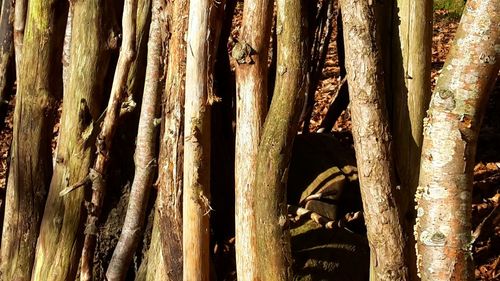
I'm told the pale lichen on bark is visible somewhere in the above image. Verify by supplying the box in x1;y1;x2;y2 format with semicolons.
415;0;499;280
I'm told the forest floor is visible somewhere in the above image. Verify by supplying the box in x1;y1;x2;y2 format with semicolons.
0;7;498;281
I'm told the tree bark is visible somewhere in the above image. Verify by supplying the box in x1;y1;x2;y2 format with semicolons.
145;209;168;281
339;1;409;280
126;0;152;103
62;4;73;92
390;0;433;279
415;0;499;280
252;0;307;279
232;0;273;278
80;0;137;279
13;0;27;77
106;0;161;278
0;0;67;280
148;0;189;280
31;0;111;279
183;0;214;279
0;0;13;107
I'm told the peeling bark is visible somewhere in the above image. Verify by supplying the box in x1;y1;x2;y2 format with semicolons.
183;0;216;278
339;1;409;280
0;0;67;280
151;0;189;280
252;0;308;279
415;1;500;280
233;0;273;278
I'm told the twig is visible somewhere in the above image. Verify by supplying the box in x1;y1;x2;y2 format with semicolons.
79;0;138;280
58;174;90;196
301;0;335;132
472;204;500;244
106;0;162;279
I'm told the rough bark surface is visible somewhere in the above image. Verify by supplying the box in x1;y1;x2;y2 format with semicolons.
415;0;499;280
106;0;161;278
31;0;111;279
62;5;73;92
233;0;273;278
0;0;67;280
151;0;189;280
339;1;409;280
183;0;213;279
252;0;307;279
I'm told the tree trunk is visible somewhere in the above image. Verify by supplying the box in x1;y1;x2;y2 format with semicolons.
390;0;433;279
233;0;273;277
415;0;499;280
147;0;189;280
183;0;215;279
106;0;161;278
339;1;409;280
252;0;307;279
13;0;27;77
0;0;13;107
145;209;168;281
31;0;111;279
0;0;67;280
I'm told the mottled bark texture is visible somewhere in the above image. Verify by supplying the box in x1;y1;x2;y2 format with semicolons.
80;0;137;279
252;0;308;279
0;0;13;106
415;0;499;280
0;0;67;280
62;5;73;91
148;0;188;280
31;0;111;279
232;0;273;278
339;1;409;280
106;0;161;279
183;0;219;278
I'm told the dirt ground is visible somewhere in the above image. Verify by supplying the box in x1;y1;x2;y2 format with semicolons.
0;7;498;281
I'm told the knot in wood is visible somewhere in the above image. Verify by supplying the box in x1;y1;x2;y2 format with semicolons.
231;41;254;64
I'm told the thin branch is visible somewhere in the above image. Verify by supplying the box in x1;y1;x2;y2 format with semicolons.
106;0;162;279
13;0;27;77
79;0;138;279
